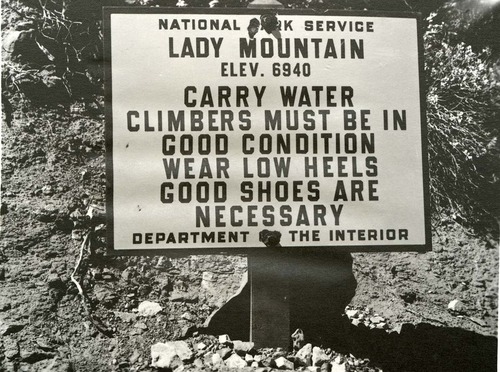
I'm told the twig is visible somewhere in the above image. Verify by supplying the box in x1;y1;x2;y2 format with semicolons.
70;231;90;299
9;6;38;22
71;230;113;337
463;316;486;327
405;308;448;326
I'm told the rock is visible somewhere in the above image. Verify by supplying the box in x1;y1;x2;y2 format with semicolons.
369;316;385;324
472;279;485;288
170;291;198;303
217;347;232;360
101;272;115;282
0;320;26;336
330;361;346;372
312;347;329;367
275;356;294;370
118;361;130;369
113;311;137;323
170;341;193;361
130;328;143;336
156;276;171;292
36;338;56;351
2;360;17;372
129;349;141;364
245;354;254;363
345;309;359;318
71;229;83;241
39;357;72;372
41;185;53;196
0;296;11;312
197;342;207;351
203;352;213;364
155;257;172;270
121;267;135;281
35;204;59;222
218;334;231;344
86;204;103;219
151;341;193;369
291;328;305;350
225;354;248;369
201;271;214;289
233;340;254;355
180;324;196;338
134;322;148;330
93;285;118;308
137;300;162;317
211;352;223;368
351;319;361;326
295;343;312;366
70;209;84;221
448;299;465;313
4;337;20;359
181;311;194;321
193;358;204;368
138;284;152;297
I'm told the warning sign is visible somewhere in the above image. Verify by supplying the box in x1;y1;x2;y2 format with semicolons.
104;8;431;253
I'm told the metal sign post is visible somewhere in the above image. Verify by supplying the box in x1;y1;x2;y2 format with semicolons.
249;248;291;348
245;0;290;349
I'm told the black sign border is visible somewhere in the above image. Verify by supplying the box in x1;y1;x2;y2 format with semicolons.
103;7;431;256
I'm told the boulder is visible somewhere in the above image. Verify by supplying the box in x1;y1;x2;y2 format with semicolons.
4;337;19;359
151;341;193;369
275;356;294;370
295;343;312;366
233;340;255;355
225;353;247;369
312;347;329;366
447;299;465;313
330;361;346;372
137;300;162;317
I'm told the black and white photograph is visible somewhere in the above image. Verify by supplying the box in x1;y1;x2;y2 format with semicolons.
1;0;498;371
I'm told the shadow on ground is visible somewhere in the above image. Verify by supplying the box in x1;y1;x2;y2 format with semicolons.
206;252;497;372
337;320;498;372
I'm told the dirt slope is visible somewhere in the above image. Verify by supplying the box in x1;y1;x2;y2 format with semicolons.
1;105;498;371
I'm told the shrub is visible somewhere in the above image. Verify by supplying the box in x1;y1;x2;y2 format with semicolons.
2;0;499;229
1;0;104;111
424;13;500;225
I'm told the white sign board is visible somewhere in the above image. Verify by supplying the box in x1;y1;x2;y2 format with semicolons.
104;8;431;253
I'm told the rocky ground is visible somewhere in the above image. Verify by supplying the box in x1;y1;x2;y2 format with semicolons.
1;101;498;372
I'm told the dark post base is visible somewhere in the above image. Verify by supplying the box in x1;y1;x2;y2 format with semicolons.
206;250;357;349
